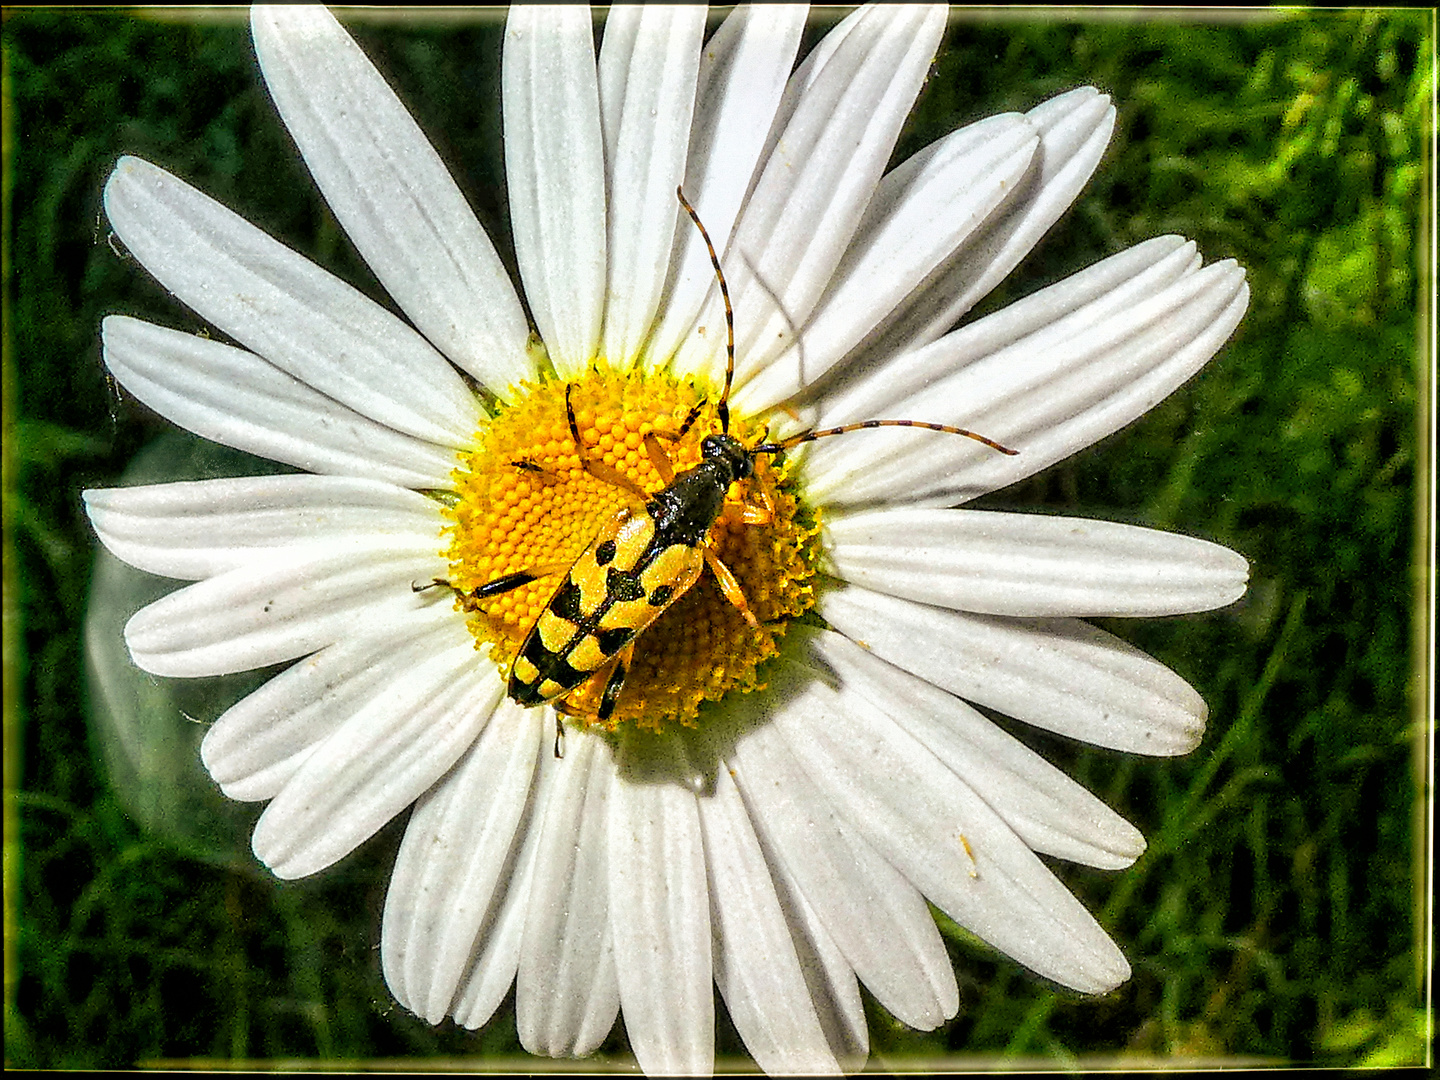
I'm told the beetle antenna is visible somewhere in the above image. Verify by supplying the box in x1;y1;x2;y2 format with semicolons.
753;419;1019;456
676;185;734;435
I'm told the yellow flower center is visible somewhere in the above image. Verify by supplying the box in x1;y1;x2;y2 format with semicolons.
442;362;822;734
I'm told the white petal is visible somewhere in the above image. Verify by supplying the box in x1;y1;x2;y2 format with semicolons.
814;235;1195;423
824;507;1250;616
650;4;808;373
123;540;450;677
674;4;948;390
251;637;503;879
200;604;465;801
382;700;544;1021
809;629;1145;870
103;157;481;445
734;111;1040;412
251;6;531;394
761;839;870;1068
608;730;712;1075
820;583;1209;756
450;731;566;1030
597;5;706;366
688;711;868;1065
102;316;458;490
802;242;1249;507
856;86;1117;361
503;6;606;378
773;648;1131;994
517;732;620;1058
696;763;840;1075
85;475;442;581
726;716;958;1030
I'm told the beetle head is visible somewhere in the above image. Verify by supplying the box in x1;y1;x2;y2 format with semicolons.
700;433;753;482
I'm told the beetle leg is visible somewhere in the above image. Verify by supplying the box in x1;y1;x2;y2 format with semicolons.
414;562;568;611
703;546;760;629
582;455;652;501
739;482;774;526
566;383;652;500
647;398;706;446
596;640;637;724
671;399;706;442
643;432;675;484
550;639;636;734
550;696;599;752
551;697;590;718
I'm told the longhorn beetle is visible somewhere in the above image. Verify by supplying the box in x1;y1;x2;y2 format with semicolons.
425;187;1017;749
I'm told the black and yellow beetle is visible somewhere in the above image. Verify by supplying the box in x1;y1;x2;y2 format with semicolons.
428;189;1017;739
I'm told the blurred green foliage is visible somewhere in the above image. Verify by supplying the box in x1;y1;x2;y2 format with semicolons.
4;7;1429;1070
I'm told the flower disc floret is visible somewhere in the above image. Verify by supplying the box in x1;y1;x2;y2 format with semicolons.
444;363;822;732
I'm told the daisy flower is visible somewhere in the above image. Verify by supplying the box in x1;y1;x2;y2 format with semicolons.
84;4;1250;1074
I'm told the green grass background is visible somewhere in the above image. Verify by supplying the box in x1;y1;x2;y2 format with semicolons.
4;7;1431;1069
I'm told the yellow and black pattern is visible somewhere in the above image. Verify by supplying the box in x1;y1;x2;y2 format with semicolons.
436;193;1011;733
439;362;819;732
508;506;704;707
